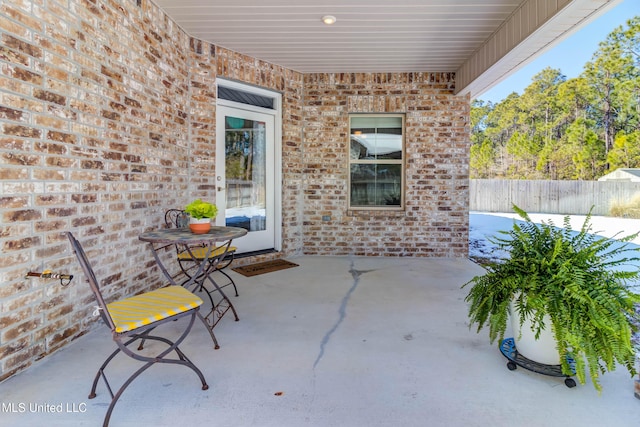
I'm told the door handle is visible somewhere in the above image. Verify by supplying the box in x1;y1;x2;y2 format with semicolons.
217;186;225;192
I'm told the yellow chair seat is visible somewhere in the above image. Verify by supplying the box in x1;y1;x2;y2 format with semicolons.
107;286;203;333
177;246;236;261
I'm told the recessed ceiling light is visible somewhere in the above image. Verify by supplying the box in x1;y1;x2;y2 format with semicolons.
322;15;337;25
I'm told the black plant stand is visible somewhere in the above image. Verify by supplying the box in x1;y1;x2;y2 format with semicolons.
499;337;577;388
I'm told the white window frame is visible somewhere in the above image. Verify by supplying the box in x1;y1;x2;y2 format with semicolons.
348;113;405;211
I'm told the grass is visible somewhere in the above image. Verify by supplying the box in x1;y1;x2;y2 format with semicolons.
610;194;640;218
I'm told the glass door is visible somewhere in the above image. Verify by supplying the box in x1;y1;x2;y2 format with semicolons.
216;105;275;253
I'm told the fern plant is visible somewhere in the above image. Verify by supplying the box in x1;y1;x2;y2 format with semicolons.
463;205;640;391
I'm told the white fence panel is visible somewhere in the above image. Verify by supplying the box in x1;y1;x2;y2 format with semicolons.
470;180;640;215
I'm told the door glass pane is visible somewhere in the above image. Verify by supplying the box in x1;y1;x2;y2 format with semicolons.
224;116;266;232
350;163;402;206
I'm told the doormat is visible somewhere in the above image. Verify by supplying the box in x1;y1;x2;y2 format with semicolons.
232;259;299;277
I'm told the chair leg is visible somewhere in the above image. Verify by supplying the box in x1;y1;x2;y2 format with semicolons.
102;359;156;427
94;312;209;426
103;338;209;427
136;326;158;350
216;268;239;297
210;253;239;297
196;311;220;349
89;335;141;399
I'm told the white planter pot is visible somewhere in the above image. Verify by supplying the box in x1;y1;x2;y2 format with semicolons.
189;217;211;225
510;300;561;365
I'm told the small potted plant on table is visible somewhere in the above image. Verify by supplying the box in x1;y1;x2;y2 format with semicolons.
184;199;217;234
463;205;640;391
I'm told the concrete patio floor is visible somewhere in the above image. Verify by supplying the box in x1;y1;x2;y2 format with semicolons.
1;256;638;427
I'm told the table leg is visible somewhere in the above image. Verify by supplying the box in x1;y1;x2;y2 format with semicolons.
190;241;240;328
200;272;240;327
181;241;240;330
146;242;224;349
147;242;211;292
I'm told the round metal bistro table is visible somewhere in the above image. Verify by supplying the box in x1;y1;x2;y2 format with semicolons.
139;226;247;348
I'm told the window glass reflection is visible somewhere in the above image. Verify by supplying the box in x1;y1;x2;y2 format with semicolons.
350;164;402;206
350;132;402;160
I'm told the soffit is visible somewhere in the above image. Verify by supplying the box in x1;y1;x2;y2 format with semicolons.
153;0;621;97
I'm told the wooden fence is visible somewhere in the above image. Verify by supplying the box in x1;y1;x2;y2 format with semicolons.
470;179;640;215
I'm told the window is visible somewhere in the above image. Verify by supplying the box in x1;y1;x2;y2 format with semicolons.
349;114;404;210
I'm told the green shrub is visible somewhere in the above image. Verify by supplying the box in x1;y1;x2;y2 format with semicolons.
463;205;640;391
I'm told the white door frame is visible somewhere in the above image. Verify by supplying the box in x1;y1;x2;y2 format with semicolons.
215;79;282;253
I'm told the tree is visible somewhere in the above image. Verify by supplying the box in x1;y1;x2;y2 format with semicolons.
470;16;640;180
470;140;496;178
584;19;638;156
576;131;605;179
608;130;640;169
556;77;592;127
505;132;541;178
519;68;566;144
537;135;576;180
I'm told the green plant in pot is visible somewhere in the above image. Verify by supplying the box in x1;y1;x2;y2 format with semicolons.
463;205;640;391
184;199;217;234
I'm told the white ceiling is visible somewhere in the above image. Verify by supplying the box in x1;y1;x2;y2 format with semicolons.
153;0;621;96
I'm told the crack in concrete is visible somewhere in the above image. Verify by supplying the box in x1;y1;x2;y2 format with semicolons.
313;258;375;369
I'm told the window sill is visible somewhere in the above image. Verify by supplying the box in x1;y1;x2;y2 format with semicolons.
347;209;406;219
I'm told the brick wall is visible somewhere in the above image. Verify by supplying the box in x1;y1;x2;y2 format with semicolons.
0;0;305;381
212;47;306;258
302;73;470;256
0;0;469;381
0;0;197;380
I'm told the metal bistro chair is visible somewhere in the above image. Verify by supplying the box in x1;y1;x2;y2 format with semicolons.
66;232;210;427
165;209;240;297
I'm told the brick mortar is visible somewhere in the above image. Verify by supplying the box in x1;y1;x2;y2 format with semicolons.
301;73;470;257
0;0;469;381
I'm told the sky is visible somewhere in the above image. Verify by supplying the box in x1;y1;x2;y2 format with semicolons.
478;0;638;103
